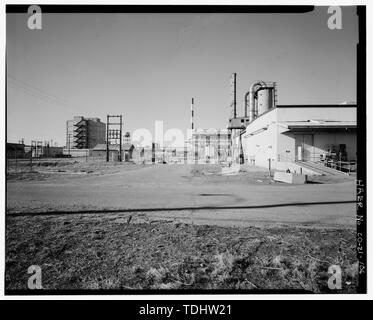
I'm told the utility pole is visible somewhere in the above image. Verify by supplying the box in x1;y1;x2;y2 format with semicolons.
152;142;155;164
106;115;123;162
191;97;194;131
191;98;198;164
106;115;109;162
30;145;33;172
217;131;221;164
184;141;187;164
119;115;123;162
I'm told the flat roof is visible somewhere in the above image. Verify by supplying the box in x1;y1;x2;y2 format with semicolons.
240;104;357;134
246;104;357;125
92;144;119;151
278;120;356;130
277;104;357;108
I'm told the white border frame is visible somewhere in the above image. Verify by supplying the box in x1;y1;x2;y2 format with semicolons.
1;0;371;300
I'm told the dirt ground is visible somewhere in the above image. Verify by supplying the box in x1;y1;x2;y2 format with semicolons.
6;158;145;181
6;214;357;293
5;160;358;292
7;161;356;228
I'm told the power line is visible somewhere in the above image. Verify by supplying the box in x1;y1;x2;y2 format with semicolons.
7;75;77;111
8;82;76;112
8;82;60;104
8;74;75;105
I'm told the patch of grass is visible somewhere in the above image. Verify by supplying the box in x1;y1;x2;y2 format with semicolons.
190;164;275;185
6;214;357;293
6;159;148;181
190;164;222;176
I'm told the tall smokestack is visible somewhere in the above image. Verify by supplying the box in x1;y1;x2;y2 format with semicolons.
191;98;194;131
230;73;237;118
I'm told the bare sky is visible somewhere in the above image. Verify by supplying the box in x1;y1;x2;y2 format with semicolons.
6;7;358;146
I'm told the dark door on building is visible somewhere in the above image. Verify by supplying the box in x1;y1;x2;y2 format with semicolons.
295;134;314;161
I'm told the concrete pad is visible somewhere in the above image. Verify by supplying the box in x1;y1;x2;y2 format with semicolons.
276;161;321;176
274;171;307;184
221;164;241;175
7;164;355;227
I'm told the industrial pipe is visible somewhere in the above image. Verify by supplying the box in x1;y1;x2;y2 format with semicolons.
244;91;250;118
247;80;266;122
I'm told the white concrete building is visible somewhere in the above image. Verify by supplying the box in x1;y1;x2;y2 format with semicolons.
240;104;356;172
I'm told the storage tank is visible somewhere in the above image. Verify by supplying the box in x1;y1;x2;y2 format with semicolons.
257;88;273;116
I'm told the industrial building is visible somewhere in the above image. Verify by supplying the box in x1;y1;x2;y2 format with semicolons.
123;143;135;161
7;142;64;159
66;116;106;150
91;131;135;162
229;80;357;174
6;143;25;159
185;98;231;164
91;144;120;160
123;132;135;161
41;145;64;158
186;129;231;163
90;143;135;161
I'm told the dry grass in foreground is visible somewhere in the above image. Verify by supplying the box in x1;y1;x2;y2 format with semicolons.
6;214;358;293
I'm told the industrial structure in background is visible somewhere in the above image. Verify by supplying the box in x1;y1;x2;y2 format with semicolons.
63;114;136;162
106;115;123;162
185;129;231;164
6;143;26;159
123;132;135;161
7;75;356;173
66;116;106;151
185;97;231;164
6;141;64;159
228;76;356;174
